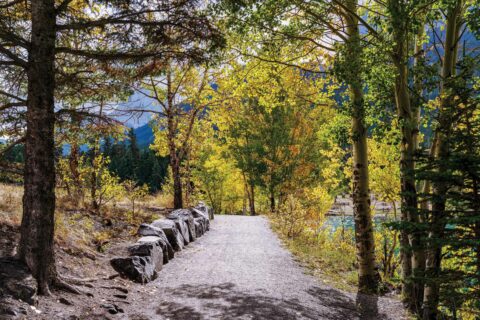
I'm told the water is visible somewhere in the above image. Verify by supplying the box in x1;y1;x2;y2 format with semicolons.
324;215;391;232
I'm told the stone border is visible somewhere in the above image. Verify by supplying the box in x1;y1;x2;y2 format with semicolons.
110;203;212;283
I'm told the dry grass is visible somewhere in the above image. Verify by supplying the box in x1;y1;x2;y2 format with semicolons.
0;183;168;254
142;191;174;209
269;215;359;292
0;183;23;225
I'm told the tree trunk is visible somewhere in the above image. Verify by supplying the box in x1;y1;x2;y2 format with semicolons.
270;188;275;213
344;0;379;294
388;0;425;310
89;103;103;212
69;141;82;202
68;112;83;204
395;59;424;314
249;182;256;216
242;171;249;215
242;183;247;215
184;150;191;207
423;2;462;317
165;66;183;209
171;155;183;209
18;0;57;294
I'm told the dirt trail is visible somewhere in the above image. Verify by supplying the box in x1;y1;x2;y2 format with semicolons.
124;215;407;320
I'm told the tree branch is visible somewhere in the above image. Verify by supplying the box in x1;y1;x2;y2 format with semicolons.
0;45;27;67
0;137;25;158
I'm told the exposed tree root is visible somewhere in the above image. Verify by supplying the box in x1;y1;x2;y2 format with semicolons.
100;286;128;294
60;273;119;285
54;279;82;294
53;277;83;294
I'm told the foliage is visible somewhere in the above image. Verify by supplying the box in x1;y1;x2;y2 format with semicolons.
415;76;480;318
123;180;149;219
0;0;477;315
210;54;340;213
103;134;169;193
193;139;245;214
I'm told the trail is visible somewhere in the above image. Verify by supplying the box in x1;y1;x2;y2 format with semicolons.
128;215;406;320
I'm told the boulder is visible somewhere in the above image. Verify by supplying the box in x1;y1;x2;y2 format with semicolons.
128;236;163;271
167;209;196;242
194;217;205;237
192;207;207;219
110;256;157;284
137;224;174;260
195;202;214;220
151;219;184;251
192;208;210;231
172;218;190;245
0;257;37;305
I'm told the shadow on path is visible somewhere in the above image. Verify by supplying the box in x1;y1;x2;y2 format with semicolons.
155;283;383;320
307;286;385;320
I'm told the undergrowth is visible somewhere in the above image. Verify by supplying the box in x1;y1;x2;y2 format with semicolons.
0;183;173;254
270;218;359;292
269;207;402;294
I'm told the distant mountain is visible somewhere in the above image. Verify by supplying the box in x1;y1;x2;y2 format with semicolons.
133;123;154;148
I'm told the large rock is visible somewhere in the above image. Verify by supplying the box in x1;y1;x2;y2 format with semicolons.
194;214;210;236
0;258;37;305
172;218;190;245
167;209;196;243
110;256;157;284
193;218;204;237
151;219;184;251
128;236;163;271
192;208;210;231
195;202;214;220
137;224;174;261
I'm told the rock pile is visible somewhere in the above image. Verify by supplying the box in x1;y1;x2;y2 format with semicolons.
110;203;211;283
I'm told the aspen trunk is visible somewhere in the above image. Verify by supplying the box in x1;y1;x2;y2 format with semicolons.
412;44;427;300
394;59;424;314
171;156;183;209
344;0;379;294
165;66;183;209
18;0;57;294
387;0;425;309
184;151;191;207
423;2;462;317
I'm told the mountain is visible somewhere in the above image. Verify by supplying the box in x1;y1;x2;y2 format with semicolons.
133;123;154;148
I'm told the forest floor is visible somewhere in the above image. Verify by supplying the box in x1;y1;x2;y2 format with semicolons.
1;212;408;319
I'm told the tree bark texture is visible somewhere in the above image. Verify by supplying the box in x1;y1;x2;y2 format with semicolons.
344;0;379;294
388;0;425;310
18;0;57;294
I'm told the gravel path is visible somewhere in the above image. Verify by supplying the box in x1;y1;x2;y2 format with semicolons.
130;215;407;320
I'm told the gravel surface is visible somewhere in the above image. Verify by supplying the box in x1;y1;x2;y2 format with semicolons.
127;215;408;320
